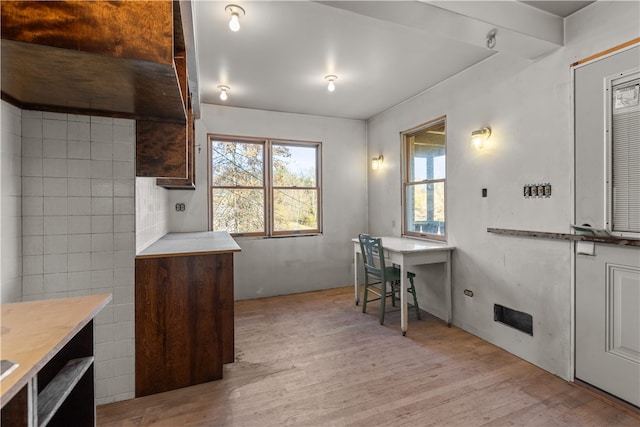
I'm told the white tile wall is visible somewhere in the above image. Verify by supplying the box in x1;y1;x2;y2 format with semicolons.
1;101;23;303
135;177;169;253
19;112;136;404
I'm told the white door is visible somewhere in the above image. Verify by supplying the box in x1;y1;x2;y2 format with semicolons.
574;45;640;407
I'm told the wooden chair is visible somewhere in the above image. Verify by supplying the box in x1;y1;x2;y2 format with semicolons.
358;234;421;325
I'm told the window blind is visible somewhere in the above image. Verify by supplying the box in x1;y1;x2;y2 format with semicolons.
611;79;640;233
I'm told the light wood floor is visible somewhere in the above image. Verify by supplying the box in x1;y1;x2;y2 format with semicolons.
97;286;640;426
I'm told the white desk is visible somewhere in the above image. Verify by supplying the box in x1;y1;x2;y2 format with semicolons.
353;236;455;335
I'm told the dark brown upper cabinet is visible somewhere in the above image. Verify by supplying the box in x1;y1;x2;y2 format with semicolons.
1;0;197;185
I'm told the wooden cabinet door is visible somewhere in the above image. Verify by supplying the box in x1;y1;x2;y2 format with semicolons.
135;253;234;397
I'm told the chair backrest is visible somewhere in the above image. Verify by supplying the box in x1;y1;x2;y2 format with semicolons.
358;234;387;279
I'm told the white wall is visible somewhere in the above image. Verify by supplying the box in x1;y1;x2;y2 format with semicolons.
1;101;23;303
168;104;368;299
366;1;639;380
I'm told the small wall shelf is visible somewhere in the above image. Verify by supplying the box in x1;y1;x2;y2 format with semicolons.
487;228;640;247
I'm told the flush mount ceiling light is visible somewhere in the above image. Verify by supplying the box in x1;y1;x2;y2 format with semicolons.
225;4;245;32
217;85;230;101
471;127;491;149
324;75;337;92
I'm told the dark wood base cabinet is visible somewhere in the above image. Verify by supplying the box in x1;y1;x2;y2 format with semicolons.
135;253;234;397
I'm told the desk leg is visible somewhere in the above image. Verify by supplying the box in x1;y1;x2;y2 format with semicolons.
400;263;408;336
445;252;452;327
353;244;360;305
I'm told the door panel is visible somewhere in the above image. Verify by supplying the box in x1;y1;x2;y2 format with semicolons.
575;245;640;406
574;44;640;407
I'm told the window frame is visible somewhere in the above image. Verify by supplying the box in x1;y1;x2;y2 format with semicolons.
401;116;447;241
208;134;322;238
605;69;640;238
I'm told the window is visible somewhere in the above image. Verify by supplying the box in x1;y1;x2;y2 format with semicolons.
209;135;321;237
402;117;446;240
607;70;640;236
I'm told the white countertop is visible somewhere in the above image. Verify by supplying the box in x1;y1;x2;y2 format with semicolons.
136;231;241;258
352;236;454;253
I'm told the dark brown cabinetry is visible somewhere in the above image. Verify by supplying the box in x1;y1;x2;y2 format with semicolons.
1;0;197;186
135;252;235;397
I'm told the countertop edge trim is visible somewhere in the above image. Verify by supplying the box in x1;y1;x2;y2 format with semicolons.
135;249;241;259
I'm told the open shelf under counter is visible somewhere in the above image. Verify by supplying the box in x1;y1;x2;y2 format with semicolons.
1;294;111;427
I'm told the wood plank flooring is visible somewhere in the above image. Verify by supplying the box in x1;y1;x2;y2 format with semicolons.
97;286;640;426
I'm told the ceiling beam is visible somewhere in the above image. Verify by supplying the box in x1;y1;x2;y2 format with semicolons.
318;1;564;60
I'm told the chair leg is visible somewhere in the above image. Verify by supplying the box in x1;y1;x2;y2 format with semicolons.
391;281;397;307
379;280;386;325
408;274;420;320
362;276;369;314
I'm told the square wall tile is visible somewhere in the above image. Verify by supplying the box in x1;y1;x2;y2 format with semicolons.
68;121;90;141
91;123;113;142
44;235;68;254
43;178;68;197
44;216;68;235
91;142;113;161
44;197;67;216
67;159;91;178
91;215;113;234
23;216;43;236
68;216;90;234
43;272;68;293
22;138;43;158
22;177;43;197
44;254;67;274
92;179;113;197
68;234;91;253
92;198;113;215
68;178;91;196
43;158;67;177
68;197;91;216
43;139;67;158
22;116;43;138
67;140;91;160
22;275;44;295
67;271;91;291
68;252;91;272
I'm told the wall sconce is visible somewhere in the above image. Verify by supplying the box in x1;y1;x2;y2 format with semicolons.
217;85;230;101
324;75;337;92
225;4;245;32
371;155;384;170
471;127;491;149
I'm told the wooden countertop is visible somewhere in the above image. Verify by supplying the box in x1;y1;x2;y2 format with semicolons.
136;231;241;259
0;294;111;405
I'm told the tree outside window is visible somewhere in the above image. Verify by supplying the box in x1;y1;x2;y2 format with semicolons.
210;136;321;237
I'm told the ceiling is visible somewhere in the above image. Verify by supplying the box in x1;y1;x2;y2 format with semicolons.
191;1;594;121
